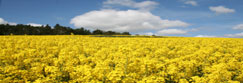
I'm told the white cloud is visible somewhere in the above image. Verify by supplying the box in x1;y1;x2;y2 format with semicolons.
0;18;43;26
27;23;44;27
156;29;187;35
8;22;17;25
195;35;216;38
225;32;243;38
135;32;155;36
209;6;235;14
184;1;197;6
0;18;8;24
145;32;154;35
70;9;190;32
0;18;17;25
103;0;158;11
190;28;199;32
233;24;243;30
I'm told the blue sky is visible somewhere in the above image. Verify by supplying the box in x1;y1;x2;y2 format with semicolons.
0;0;243;37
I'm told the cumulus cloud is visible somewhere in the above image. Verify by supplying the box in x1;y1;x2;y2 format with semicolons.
135;32;156;36
184;0;197;6
195;35;216;38
8;22;17;25
209;6;235;14
233;24;243;30
27;23;44;27
103;0;158;11
1;18;43;26
70;9;190;32
144;32;154;35
0;18;8;24
0;18;17;25
225;32;243;38
139;32;154;36
156;29;187;35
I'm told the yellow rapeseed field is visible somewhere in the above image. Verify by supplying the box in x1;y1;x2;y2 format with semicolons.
0;35;243;83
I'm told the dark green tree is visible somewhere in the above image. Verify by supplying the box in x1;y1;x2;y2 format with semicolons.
53;24;72;35
0;24;131;35
92;29;104;35
122;32;130;35
74;27;91;35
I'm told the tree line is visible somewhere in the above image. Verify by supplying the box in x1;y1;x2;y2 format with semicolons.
0;24;131;35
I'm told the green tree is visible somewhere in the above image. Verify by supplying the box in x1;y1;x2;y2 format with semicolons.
92;29;104;35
